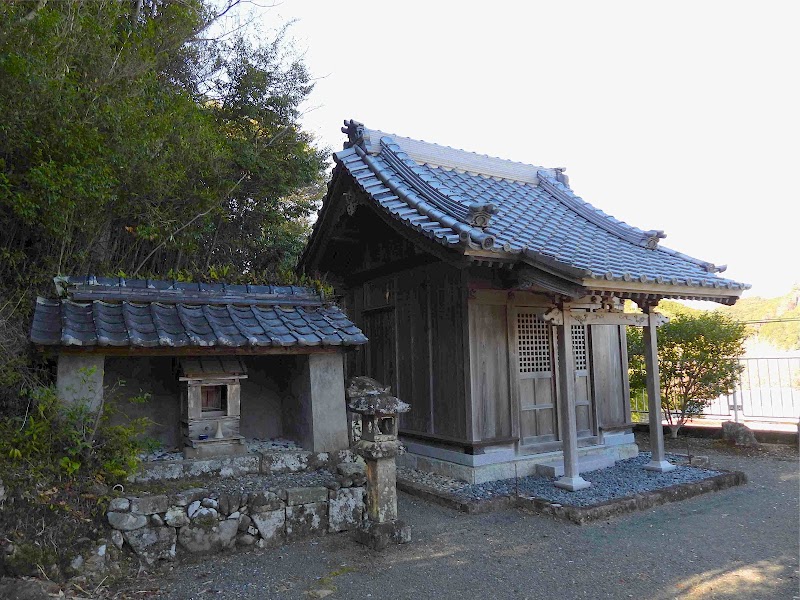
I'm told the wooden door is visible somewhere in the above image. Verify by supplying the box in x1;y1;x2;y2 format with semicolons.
571;323;595;437
514;309;559;446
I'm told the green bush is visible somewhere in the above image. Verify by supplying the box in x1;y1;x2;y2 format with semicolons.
0;379;152;487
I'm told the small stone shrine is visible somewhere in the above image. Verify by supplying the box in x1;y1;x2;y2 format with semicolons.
347;376;411;550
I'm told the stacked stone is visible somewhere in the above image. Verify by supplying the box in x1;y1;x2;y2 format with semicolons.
134;448;356;482
106;468;367;564
326;462;368;491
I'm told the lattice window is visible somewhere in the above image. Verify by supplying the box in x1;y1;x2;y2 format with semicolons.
518;313;551;373
572;324;587;371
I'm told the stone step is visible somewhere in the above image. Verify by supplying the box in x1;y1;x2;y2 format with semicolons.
534;454;617;478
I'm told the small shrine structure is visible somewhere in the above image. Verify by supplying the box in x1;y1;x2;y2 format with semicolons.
300;119;749;489
31;277;367;457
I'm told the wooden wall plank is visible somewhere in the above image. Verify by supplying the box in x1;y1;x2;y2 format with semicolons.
590;324;627;427
429;263;467;440
468;302;511;441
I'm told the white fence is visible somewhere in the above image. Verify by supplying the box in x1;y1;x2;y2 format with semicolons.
631;357;800;425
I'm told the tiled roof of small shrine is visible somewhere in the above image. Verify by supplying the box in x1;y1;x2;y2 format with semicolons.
31;277;367;348
319;120;748;298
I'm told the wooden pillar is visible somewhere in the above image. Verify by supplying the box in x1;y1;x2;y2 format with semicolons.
642;305;675;472
554;306;591;491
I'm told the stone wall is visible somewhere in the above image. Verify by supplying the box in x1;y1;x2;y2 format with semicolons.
134;449;355;482
106;481;366;564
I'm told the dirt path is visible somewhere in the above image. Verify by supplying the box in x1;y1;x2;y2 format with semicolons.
108;437;799;600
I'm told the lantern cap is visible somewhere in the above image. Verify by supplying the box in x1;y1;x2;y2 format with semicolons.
346;376;410;415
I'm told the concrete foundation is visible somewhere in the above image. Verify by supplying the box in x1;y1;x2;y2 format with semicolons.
398;439;639;484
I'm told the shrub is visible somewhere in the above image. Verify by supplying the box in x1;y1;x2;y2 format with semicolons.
0;379;152;487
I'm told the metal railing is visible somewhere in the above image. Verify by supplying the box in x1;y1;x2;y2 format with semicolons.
630;357;800;425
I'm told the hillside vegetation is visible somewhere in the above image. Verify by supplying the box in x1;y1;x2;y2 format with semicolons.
0;0;327;411
718;285;800;350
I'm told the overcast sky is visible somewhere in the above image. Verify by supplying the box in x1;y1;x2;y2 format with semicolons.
241;0;797;299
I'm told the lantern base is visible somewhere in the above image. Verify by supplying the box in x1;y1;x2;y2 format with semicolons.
353;519;411;551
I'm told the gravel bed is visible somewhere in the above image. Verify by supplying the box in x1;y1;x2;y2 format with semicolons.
400;453;723;507
139;438;301;462
197;469;337;495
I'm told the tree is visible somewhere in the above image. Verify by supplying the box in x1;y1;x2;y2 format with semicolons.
628;310;749;438
0;0;327;410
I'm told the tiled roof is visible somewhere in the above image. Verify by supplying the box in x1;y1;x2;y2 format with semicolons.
31;277;367;349
324;120;748;295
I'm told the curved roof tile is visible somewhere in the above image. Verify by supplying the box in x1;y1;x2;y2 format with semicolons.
31;278;367;349
327;121;748;297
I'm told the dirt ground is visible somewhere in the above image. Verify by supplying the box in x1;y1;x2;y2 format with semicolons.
3;433;798;600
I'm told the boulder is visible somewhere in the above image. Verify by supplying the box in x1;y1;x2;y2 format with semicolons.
174;488;208;507
164;506;190;528
248;491;283;512
250;509;285;546
123;527;177;564
336;462;365;478
722;421;760;447
187;500;202;518
110;530;124;550
178;520;238;554
238;514;252;533
108;497;130;512
107;511;147;531
191;507;218;523
219;493;240;516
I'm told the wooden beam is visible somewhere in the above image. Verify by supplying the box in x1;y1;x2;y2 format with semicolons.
553;305;591;491
541;308;669;327
641;305;676;472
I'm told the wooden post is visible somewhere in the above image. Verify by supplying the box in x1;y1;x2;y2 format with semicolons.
554;306;591;491
642;305;675;472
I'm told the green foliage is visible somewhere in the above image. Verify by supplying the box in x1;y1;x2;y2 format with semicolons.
628;311;749;436
0;1;328;409
718;285;800;350
0;382;152;486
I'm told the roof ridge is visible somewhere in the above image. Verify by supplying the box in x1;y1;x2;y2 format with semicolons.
535;171;653;246
379;138;471;220
360;127;552;185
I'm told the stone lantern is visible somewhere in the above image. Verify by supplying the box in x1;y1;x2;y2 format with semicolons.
346;376;411;550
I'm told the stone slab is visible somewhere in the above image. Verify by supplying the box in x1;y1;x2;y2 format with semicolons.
328;487;365;532
283;486;328;506
107;512;148;531
248;491;283;512
178;519;238;553
250;509;286;546
286;502;327;538
130;495;170;515
260;451;312;475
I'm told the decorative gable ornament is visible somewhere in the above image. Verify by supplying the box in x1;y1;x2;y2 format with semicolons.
642;230;667;250
467;201;498;230
344;191;359;216
342;119;366;148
